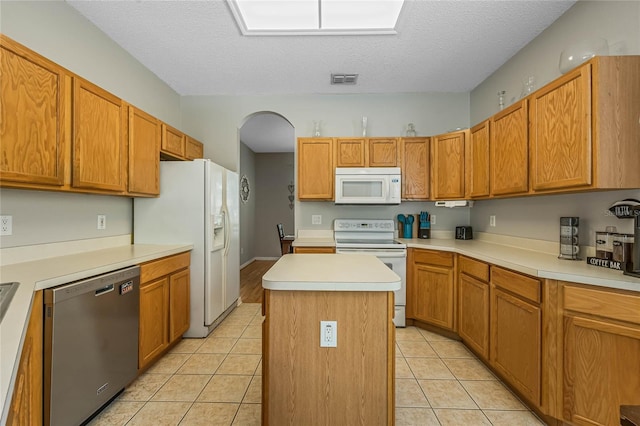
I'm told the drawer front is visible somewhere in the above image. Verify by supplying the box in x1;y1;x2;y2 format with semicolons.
141;252;191;284
563;284;640;325
491;266;540;304
459;256;489;282
412;249;454;267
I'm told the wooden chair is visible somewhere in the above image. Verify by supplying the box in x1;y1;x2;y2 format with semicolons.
277;223;293;255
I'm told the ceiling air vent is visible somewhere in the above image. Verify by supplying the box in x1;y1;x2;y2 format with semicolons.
331;73;358;85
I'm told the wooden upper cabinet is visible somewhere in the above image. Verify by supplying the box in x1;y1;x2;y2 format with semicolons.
467;120;490;198
128;106;160;196
490;99;528;196
297;138;334;200
161;123;185;159
530;65;592;191
368;137;398;167
72;77;126;192
0;35;67;187
401;137;430;200
530;56;640;193
336;138;366;167
431;130;466;199
185;136;204;160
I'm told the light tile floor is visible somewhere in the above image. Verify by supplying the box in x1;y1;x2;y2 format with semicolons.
89;303;545;425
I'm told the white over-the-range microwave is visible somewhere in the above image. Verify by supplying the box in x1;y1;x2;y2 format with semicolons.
334;167;401;205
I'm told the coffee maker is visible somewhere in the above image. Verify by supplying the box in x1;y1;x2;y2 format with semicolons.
624;206;640;278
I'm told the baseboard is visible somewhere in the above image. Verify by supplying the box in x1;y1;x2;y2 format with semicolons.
240;256;279;270
240;258;256;269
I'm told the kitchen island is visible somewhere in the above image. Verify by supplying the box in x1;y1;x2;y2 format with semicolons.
262;254;400;426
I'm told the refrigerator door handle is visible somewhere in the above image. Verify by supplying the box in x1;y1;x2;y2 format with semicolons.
223;208;230;256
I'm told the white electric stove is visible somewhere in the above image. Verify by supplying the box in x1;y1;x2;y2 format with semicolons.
334;219;407;327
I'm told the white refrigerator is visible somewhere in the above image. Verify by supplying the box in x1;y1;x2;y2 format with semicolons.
134;159;240;338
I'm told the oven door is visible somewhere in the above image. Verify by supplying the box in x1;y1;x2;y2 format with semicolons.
335;248;407;326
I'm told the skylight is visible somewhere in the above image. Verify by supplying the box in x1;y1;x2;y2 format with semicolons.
228;0;405;36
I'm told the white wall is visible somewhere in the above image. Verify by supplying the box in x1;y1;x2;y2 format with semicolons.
239;143;256;265
0;1;182;126
467;1;640;245
471;1;640;123
254;153;295;257
0;189;130;248
181;92;469;173
0;1;184;248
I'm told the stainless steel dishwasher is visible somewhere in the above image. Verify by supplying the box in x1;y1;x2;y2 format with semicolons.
44;266;140;426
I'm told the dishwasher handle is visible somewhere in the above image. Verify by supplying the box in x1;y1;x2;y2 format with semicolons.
95;284;115;296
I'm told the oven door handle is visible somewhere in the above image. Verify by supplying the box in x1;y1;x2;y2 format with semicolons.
336;248;406;258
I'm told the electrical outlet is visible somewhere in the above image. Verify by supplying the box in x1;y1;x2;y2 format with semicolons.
0;215;13;236
490;215;496;227
320;321;337;347
431;214;436;225
312;214;322;225
97;214;107;230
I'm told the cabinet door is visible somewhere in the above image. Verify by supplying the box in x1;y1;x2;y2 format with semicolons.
563;315;640;426
297;138;334;200
490;286;541;405
7;291;43;426
413;263;455;330
169;269;190;343
128;106;160;196
185;136;203;160
72;77;126;192
467;120;490;198
490;100;528;196
368;138;398;167
1;36;67;187
458;274;489;359
335;138;366;167
530;65;592;191
401;137;430;199
161;123;185;159
431;131;466;199
139;278;169;369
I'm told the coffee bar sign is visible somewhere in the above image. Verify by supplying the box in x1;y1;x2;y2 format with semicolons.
586;257;626;271
609;199;640;218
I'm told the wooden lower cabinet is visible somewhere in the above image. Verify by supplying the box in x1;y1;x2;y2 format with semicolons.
139;252;191;370
490;285;541;406
408;249;456;331
293;247;335;253
458;267;489;359
561;283;640;426
7;291;43;426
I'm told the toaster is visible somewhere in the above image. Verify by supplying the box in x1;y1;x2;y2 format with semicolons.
455;226;473;240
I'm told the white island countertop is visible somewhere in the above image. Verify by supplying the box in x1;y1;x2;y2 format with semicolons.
263;254;400;292
0;243;193;424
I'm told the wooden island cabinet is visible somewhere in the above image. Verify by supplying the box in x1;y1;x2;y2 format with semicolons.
262;254;398;426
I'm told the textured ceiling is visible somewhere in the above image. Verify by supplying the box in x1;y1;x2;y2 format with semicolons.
67;0;576;96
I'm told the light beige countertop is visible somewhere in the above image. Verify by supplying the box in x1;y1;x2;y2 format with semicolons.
400;237;640;293
0;243;192;423
262;254;401;291
291;229;336;248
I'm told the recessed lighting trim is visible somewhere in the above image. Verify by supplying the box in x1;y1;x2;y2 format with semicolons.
228;0;404;36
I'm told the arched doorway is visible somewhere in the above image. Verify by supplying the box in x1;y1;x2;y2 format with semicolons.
238;111;295;266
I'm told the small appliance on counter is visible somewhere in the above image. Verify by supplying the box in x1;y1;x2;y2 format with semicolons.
418;211;431;239
559;217;580;260
455;226;473;240
624;205;640;278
